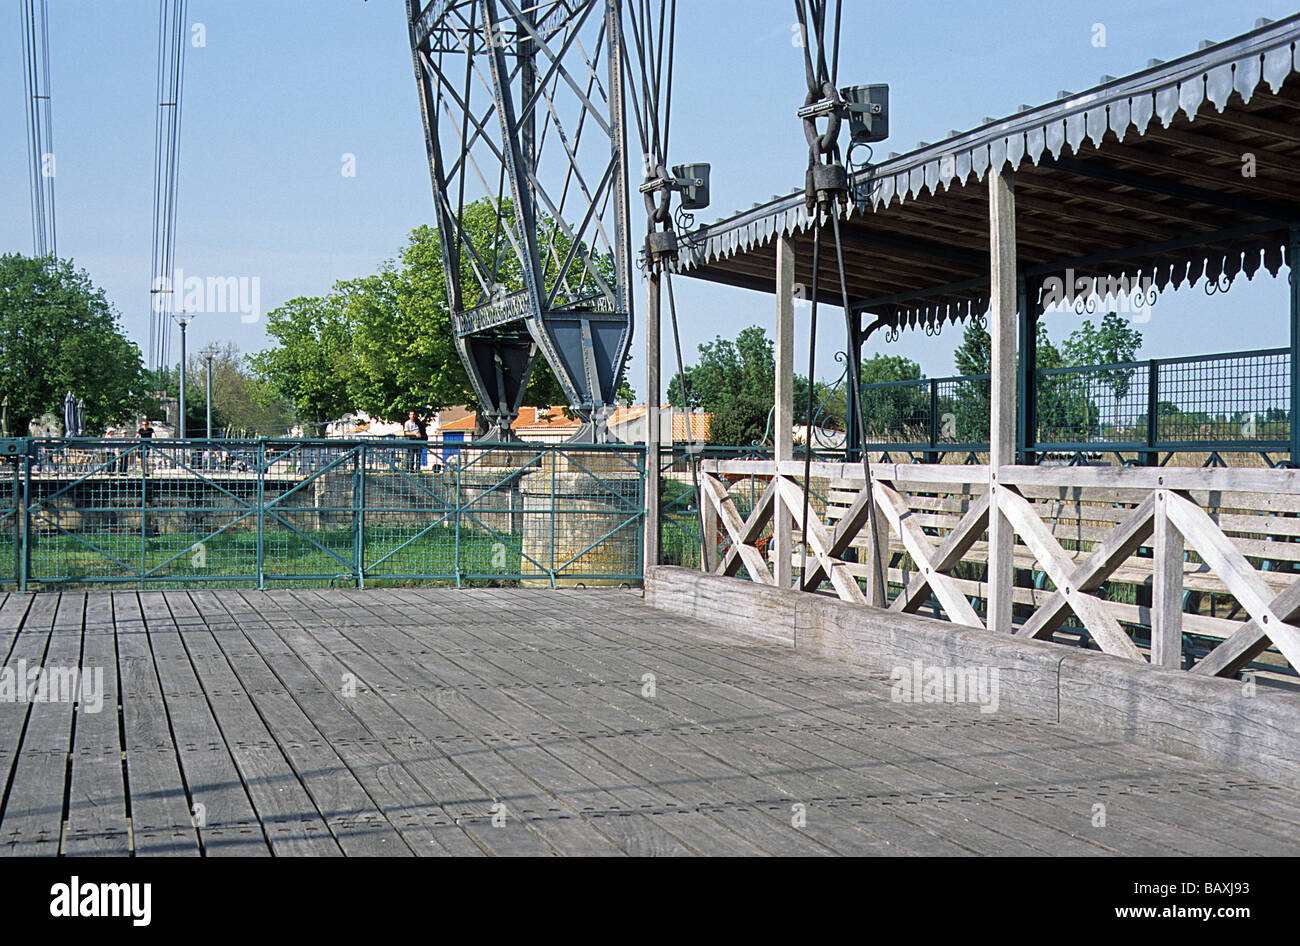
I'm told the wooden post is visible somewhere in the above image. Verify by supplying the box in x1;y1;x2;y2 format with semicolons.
862;491;889;607
645;272;661;570
987;170;1018;633
1152;489;1185;668
1015;275;1037;465
701;483;718;571
774;235;796;588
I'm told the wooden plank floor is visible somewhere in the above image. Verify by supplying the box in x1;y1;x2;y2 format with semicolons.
0;586;1294;856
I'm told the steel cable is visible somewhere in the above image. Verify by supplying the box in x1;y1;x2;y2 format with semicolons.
150;0;188;371
21;0;56;259
793;0;883;599
664;272;705;567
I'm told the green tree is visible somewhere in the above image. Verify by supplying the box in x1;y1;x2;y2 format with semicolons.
162;342;295;437
953;320;992;377
951;313;1141;443
1062;311;1143;369
793;374;840;431
252;199;622;434
0;254;148;435
344;220;571;430
1062;311;1143;400
951;321;993;443
666;326;777;446
247;294;357;428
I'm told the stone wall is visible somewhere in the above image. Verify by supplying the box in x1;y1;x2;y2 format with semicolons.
519;450;642;586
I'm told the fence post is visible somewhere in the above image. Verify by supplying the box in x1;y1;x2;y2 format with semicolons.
1146;358;1160;466
549;447;558;588
454;457;462;588
140;441;147;588
637;447;650;579
927;378;939;463
1152;489;1184;668
256;441;265;590
18;455;28;592
701;471;718;571
354;443;365;589
1290;224;1300;466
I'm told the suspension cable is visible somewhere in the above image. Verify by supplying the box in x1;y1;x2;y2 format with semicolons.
21;0;56;259
664;271;706;563
832;208;885;596
793;0;884;598
150;0;189;372
628;0;709;567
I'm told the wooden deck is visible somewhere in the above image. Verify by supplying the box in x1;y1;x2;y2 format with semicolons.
0;587;1295;857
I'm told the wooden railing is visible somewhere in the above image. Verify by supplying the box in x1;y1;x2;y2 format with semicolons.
697;460;1300;678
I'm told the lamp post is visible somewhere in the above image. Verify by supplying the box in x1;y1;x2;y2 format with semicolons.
205;353;213;441
177;315;190;439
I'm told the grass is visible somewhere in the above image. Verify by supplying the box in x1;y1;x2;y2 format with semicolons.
8;524;536;589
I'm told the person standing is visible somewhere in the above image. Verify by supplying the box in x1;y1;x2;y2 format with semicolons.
403;410;422;471
136;418;154;477
108;427;128;474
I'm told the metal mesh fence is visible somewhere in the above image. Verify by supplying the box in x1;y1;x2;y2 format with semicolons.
937;375;990;448
657;446;775;569
0;459;18;591
1154;349;1289;447
16;439;644;589
855;347;1290;456
849;375;990;451
860;380;930;445
1034;361;1149;446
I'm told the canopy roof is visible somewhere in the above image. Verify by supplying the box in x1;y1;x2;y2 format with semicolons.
676;15;1300;332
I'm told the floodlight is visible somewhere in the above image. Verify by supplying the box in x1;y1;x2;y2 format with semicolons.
842;84;889;144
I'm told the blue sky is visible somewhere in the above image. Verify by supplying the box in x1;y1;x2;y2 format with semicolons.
3;0;1298;396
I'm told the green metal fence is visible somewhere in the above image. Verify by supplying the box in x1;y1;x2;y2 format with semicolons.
854;345;1291;463
4;439;644;590
1034;347;1290;458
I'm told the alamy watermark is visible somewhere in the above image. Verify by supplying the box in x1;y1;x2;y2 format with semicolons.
50;877;151;926
890;659;1000;714
1041;268;1156;323
0;660;103;713
151;268;262;324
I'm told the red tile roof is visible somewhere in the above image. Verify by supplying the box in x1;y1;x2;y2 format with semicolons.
436;405;710;440
434;406;582;435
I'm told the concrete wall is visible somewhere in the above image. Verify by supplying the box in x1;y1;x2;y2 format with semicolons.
645;565;1300;784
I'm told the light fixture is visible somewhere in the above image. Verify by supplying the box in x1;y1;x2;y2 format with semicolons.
842;84;889;144
671;163;711;210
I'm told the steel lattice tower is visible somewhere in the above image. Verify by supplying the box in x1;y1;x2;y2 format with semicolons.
407;0;634;438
